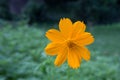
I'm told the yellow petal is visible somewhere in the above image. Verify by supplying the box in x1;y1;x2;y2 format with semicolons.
75;32;94;46
71;21;86;38
81;47;90;61
68;47;81;69
45;42;63;55
75;46;90;61
59;18;72;38
54;46;68;66
46;29;65;42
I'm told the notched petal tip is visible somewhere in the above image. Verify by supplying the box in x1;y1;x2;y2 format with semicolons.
85;56;90;61
81;47;91;61
75;32;94;46
45;46;56;56
45;29;55;36
45;29;65;42
67;49;81;69
60;17;70;20
54;61;61;67
54;54;67;67
45;42;62;56
91;36;95;43
72;21;86;37
54;46;68;67
87;35;95;45
59;18;73;38
69;65;80;69
60;18;72;23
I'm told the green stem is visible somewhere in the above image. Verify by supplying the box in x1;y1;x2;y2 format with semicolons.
67;67;71;80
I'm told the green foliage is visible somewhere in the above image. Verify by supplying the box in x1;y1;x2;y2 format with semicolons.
0;23;120;80
0;25;47;80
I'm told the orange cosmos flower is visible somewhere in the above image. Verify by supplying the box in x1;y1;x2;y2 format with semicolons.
45;18;94;69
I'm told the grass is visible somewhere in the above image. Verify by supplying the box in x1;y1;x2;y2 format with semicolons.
0;23;120;80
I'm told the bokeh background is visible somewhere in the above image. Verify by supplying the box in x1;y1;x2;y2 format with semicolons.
0;0;120;80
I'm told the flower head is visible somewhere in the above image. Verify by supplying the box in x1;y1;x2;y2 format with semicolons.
45;18;94;69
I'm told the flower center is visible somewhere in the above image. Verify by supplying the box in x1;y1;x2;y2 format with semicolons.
66;40;75;48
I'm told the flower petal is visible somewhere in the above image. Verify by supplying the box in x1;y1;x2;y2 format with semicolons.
59;18;72;38
75;32;94;46
68;47;81;69
80;47;90;61
45;42;63;55
71;21;86;38
75;46;90;61
46;29;65;42
54;46;68;66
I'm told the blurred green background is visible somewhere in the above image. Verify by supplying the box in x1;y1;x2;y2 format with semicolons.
0;0;120;80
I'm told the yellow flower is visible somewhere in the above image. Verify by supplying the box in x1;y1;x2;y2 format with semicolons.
45;18;94;69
